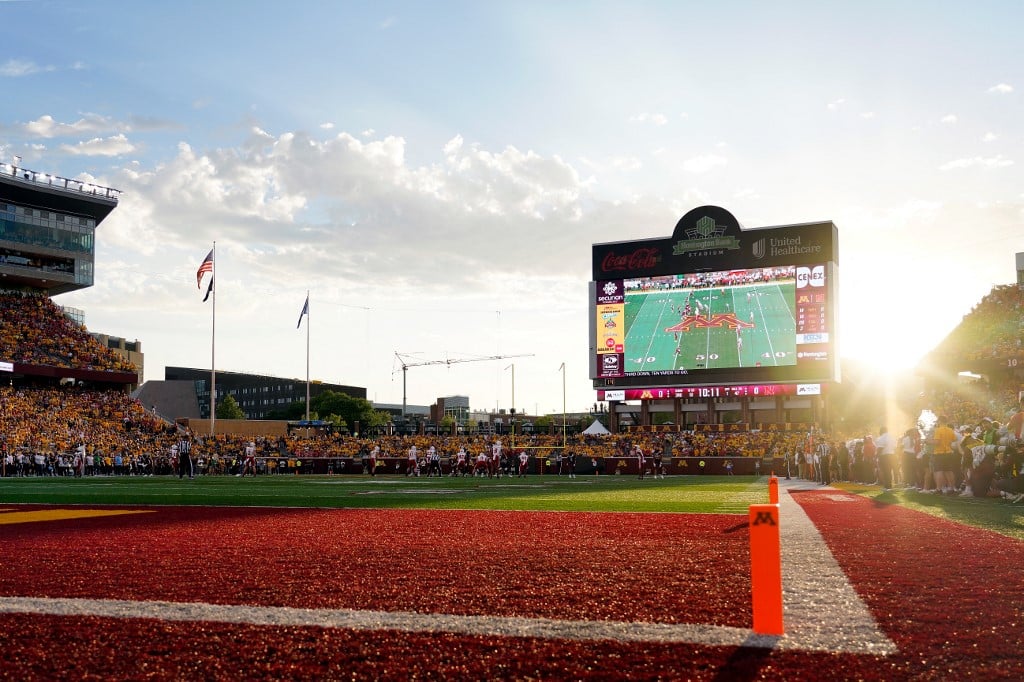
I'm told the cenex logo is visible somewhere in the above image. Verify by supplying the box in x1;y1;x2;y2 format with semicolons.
795;266;825;288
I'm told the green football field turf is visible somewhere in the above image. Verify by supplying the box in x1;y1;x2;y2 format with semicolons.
2;476;1020;538
623;281;796;373
0;474;769;513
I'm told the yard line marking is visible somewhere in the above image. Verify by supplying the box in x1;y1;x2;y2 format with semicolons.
0;590;891;654
777;480;897;655
0;509;154;525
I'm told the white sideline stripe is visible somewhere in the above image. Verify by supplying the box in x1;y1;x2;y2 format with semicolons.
777;479;898;655
0;483;896;655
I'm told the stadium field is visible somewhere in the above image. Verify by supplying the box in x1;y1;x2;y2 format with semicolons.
0;474;769;513
1;477;1022;680
623;281;796;374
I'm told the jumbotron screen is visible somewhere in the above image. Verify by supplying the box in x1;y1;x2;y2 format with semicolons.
590;206;839;390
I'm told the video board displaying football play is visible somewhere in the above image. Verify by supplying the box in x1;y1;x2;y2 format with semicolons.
590;206;839;391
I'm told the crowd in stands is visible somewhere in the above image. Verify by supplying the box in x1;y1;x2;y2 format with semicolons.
4;380;1023;508
2;384;814;478
931;284;1024;364
0;290;136;373
784;387;1024;502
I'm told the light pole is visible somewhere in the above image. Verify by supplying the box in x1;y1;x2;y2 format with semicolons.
559;362;566;448
505;363;515;448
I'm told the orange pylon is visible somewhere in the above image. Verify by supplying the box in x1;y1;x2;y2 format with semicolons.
749;503;784;635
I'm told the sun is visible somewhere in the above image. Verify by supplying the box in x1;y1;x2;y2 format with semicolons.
839;325;922;374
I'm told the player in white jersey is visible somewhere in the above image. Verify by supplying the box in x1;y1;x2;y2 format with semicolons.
453;447;468;477
406;445;418;476
490;444;502;478
473;452;489;477
238;441;257;477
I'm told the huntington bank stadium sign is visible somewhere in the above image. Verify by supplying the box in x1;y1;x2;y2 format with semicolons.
589;205;839;394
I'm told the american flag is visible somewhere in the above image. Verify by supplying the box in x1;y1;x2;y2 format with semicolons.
297;295;309;329
196;249;214;288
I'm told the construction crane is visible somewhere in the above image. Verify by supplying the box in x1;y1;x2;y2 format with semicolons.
393;352;534;417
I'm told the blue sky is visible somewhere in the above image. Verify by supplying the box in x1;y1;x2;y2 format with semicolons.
2;1;1021;414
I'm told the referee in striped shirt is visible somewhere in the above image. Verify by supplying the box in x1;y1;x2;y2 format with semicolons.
816;439;832;485
177;430;194;480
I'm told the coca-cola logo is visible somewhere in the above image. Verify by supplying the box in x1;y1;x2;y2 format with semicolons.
601;247;660;272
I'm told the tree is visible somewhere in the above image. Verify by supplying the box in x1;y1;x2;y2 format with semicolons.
310;390;376;434
216;395;245;420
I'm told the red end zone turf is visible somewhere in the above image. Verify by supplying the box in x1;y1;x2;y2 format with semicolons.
0;507;751;626
791;489;1024;679
0;495;1021;680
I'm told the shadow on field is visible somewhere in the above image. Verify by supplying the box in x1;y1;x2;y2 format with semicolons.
712;644;774;681
722;521;750;533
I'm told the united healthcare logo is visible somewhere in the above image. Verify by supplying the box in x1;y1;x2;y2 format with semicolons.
751;234;822;260
752;237;767;260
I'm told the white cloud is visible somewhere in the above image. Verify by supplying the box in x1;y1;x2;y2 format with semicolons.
361;128;376;138
0;59;55;77
940;114;957;124
24;113;126;138
826;98;845;110
860;111;876;119
682;154;728;174
319;122;335;130
99;130;624;294
987;83;1014;94
938;155;1014;171
982;132;998;142
60;134;136;156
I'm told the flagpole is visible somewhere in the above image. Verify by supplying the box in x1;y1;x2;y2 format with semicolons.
305;290;310;422
210;241;216;437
